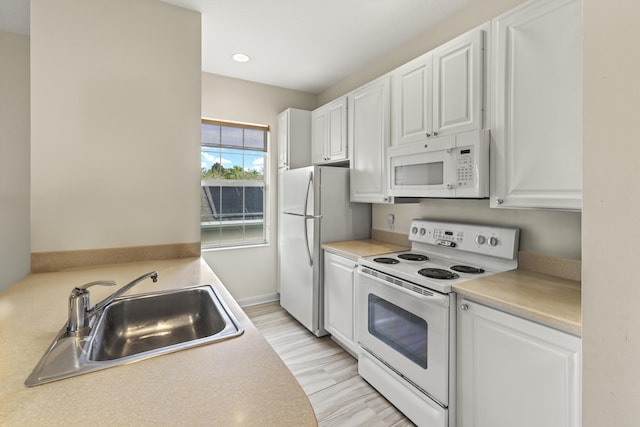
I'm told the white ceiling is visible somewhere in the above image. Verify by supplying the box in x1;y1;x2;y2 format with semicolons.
1;0;472;94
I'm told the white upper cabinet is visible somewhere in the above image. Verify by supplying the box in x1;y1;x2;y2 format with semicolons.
312;97;348;164
392;28;484;146
349;74;393;203
278;108;311;170
392;53;433;146
490;0;582;210
432;30;484;136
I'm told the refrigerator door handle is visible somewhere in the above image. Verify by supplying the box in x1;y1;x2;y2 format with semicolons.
283;211;322;219
303;171;313;217
303;217;313;267
303;171;314;267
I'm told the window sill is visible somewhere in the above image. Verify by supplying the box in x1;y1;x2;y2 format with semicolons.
201;242;270;252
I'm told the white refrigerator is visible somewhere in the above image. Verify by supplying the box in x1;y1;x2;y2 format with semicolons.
278;166;371;336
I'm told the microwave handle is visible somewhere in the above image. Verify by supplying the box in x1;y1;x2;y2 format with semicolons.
446;147;457;189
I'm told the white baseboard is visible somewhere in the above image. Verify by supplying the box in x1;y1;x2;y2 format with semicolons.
236;293;280;308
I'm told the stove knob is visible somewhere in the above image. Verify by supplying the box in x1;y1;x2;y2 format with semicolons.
488;236;499;247
475;235;486;245
420;228;426;236
412;226;418;234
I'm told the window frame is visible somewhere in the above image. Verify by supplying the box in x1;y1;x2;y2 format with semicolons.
200;118;270;250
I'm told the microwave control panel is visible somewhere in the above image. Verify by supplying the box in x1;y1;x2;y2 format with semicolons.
456;147;474;188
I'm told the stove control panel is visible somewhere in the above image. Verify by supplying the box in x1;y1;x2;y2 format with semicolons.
409;220;520;260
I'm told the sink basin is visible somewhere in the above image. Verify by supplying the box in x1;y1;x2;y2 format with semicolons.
25;285;244;386
88;286;238;361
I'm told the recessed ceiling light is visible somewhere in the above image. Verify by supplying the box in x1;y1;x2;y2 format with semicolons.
232;53;250;63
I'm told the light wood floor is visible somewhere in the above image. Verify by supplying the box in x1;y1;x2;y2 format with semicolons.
243;301;415;427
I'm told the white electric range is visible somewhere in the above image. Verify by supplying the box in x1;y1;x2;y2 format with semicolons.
356;219;520;427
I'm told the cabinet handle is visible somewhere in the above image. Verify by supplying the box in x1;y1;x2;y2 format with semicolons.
495;198;504;205
433;132;438;136
460;303;469;311
426;133;431;137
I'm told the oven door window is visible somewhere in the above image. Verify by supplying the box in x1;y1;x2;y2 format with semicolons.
368;294;428;369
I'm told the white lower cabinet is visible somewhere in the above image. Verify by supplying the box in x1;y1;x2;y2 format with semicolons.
457;298;581;427
323;251;358;356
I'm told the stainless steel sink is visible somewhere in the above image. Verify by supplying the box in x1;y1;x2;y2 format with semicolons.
88;286;239;361
25;285;244;386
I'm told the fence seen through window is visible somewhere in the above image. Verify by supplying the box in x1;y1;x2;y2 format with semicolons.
201;119;268;248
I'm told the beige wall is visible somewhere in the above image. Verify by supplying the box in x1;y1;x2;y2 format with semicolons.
30;0;201;253
0;31;30;290
318;0;526;105
374;200;581;259
583;1;640;424
200;72;317;303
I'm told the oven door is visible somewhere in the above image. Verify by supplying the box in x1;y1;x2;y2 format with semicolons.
356;266;451;406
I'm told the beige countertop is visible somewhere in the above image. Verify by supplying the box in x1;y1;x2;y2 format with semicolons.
323;240;581;336
322;239;409;260
0;258;317;426
454;269;582;336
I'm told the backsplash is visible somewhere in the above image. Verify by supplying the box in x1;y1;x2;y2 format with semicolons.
31;243;201;273
372;199;581;260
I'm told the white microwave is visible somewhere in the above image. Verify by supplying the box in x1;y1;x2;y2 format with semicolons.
388;130;489;198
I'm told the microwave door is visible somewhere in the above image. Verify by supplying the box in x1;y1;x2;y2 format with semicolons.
392;149;456;197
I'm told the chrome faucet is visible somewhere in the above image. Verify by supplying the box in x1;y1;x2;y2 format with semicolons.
67;271;158;334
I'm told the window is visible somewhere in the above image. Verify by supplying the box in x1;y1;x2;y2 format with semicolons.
201;119;268;248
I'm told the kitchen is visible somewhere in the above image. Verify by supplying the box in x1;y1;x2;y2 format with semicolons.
0;0;639;426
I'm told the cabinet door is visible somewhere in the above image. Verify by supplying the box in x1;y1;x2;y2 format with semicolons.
311;108;326;164
324;252;357;355
432;29;484;136
287;108;311;169
326;97;348;161
350;75;392;203
277;110;289;168
312;97;348;164
392;52;433;146
491;0;582;210
457;299;581;427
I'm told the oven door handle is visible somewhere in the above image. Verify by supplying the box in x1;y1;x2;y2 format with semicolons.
388;280;450;307
358;268;450;307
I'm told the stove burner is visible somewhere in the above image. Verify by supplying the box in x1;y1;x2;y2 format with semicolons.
450;265;485;274
373;257;400;264
418;268;460;280
397;253;429;262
